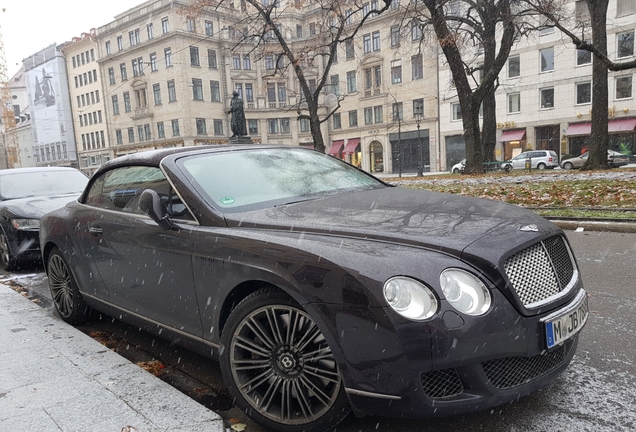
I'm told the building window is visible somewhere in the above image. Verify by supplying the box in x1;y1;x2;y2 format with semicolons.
190;47;200;66
540;87;555;109
508;93;521;113
333;113;342;129
508;55;520;78
372;30;380;51
616;75;633;99
168;80;177;102
105;41;111;55
205;20;213;36
345;40;355;59
280;118;290;134
617;31;635;58
296;24;302;39
348;110;358;127
210;81;220;102
540;48;554;72
233;54;241;70
268;119;279;134
120;63;127;81
411;20;422;41
329;74;340;95
392;102;403;120
451;102;462;121
363;34;371;54
265;54;274;70
346;71;357;93
213;120;223;135
112;95;119;115
172;119;180;136
144;124;151;141
204;50;216;69
187;17;196;32
132;58;140;77
157;122;165;139
108;68;115;85
192;78;204;100
364;107;373;125
196;118;207;135
153;84;162;105
391;26;400;47
162;18;169;34
299;118;310;132
165;48;172;67
128;128;135;143
115;129;123;144
576;82;592;104
117;36;123;51
243;54;251;70
577;47;592;65
123;92;131;112
150;53;158;71
391;60;402;84
248;119;258;134
373;105;384;123
147;23;154;39
412;54;423;80
309;22;316;36
135;89;147;108
129;29;140;46
413;98;424;117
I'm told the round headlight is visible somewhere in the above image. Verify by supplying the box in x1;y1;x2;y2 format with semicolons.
383;277;438;321
440;269;491;316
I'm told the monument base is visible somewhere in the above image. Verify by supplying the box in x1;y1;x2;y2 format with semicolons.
229;136;252;144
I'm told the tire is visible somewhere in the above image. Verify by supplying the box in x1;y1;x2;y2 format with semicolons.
563;162;574;170
47;247;92;324
0;231;17;271
537;163;546;169
452;168;459;174
503;164;512;173
220;288;350;432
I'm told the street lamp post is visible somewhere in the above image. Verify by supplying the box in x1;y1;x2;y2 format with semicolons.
415;112;423;177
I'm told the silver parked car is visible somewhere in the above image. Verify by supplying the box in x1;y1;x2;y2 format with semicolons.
502;150;559;171
560;150;631;169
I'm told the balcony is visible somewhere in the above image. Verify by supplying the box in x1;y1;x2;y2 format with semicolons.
131;106;153;120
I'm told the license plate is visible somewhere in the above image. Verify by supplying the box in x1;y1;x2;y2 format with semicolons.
544;291;588;349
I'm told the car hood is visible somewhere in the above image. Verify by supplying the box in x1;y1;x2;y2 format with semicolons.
225;187;558;260
0;194;81;219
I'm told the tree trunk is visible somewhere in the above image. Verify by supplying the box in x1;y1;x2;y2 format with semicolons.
585;0;610;170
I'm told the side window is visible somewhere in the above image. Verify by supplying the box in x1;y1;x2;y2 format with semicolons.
86;166;193;220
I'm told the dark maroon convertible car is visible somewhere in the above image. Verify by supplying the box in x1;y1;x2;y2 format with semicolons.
40;145;588;432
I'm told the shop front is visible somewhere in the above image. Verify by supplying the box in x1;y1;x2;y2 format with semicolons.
499;128;526;160
564;118;636;155
389;129;430;175
342;138;361;167
327;140;344;159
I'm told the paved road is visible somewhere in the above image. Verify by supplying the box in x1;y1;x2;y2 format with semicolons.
5;230;636;431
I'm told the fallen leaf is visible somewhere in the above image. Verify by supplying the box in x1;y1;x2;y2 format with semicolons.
231;423;247;431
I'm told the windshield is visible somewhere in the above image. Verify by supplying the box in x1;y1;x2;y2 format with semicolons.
0;170;88;200
178;148;385;213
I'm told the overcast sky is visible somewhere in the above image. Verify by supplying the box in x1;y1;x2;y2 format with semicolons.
2;1;145;78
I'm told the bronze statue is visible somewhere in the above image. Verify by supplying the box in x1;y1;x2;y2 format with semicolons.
228;91;248;137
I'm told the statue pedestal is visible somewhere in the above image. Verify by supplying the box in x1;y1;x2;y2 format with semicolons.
229;136;252;144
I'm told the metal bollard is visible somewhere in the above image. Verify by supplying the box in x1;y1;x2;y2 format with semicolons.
525;157;531;171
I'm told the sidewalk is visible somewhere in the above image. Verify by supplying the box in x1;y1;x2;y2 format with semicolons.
0;283;225;432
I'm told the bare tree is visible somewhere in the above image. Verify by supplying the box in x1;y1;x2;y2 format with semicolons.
191;0;393;152
523;0;636;169
405;0;517;174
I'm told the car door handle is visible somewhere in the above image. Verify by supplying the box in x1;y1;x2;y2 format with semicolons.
89;226;103;236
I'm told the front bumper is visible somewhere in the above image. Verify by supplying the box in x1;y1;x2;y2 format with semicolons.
320;287;587;419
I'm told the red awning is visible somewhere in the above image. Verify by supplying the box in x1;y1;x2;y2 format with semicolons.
327;140;344;155
564;123;591;136
342;138;361;154
499;128;526;142
609;118;636;133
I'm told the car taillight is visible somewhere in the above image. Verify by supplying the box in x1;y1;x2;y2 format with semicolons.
549;157;553;162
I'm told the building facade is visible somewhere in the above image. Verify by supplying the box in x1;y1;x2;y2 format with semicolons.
23;45;78;168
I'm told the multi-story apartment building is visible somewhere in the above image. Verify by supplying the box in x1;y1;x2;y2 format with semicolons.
439;0;636;169
23;45;78;168
61;31;111;175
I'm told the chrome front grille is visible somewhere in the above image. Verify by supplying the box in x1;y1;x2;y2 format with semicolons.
420;368;464;399
504;235;575;307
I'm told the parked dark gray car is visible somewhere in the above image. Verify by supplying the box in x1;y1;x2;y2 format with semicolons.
0;167;88;270
40;146;588;432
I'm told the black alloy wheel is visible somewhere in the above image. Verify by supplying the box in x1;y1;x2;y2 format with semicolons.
220;288;350;432
0;231;17;271
47;247;91;324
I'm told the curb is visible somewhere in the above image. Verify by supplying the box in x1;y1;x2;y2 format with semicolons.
551;220;636;233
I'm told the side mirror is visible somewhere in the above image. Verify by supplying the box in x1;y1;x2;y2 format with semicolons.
139;189;172;230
